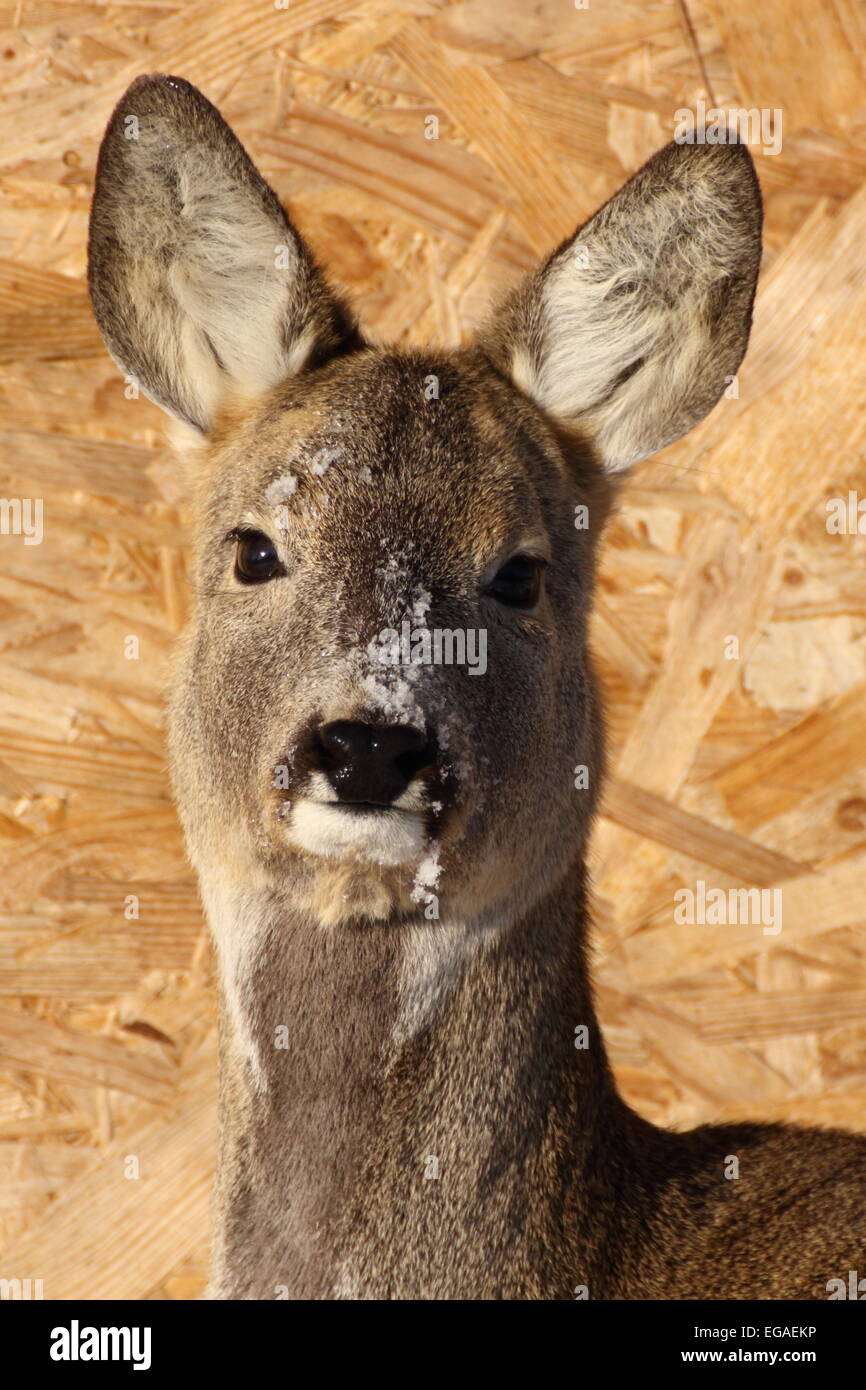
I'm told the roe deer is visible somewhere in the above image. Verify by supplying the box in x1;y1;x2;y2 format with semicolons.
88;75;866;1300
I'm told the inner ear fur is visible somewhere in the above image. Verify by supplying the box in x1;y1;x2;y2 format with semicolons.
88;74;359;432
478;139;762;471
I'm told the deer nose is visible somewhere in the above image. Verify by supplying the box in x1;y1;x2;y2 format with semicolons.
315;721;433;806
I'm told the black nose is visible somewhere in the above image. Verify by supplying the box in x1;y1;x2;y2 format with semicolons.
314;721;432;806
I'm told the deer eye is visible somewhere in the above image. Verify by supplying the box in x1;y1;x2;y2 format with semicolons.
232;529;283;584
487;554;545;609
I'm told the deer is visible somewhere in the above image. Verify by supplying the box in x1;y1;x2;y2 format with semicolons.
87;74;866;1300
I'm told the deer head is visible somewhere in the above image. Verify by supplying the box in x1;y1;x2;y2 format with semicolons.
88;75;761;932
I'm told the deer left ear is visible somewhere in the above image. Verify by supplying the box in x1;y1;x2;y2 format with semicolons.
478;139;762;472
88;74;358;433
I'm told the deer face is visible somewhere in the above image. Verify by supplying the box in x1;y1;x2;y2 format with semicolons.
89;75;761;926
165;345;609;925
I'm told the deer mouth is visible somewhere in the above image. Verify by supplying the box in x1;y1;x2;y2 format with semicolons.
285;797;429;866
271;741;459;867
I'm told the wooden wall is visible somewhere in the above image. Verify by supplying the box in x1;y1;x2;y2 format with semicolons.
1;0;865;1298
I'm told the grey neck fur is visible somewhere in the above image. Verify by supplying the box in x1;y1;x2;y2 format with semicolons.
210;868;630;1300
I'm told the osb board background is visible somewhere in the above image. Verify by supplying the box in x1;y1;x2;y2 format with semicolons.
1;0;865;1300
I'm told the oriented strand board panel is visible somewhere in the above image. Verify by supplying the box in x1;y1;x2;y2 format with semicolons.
1;0;865;1299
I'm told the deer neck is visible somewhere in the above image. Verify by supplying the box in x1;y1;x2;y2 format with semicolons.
205;861;633;1300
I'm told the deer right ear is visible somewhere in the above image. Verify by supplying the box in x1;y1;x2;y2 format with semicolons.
88;74;358;433
479;139;762;472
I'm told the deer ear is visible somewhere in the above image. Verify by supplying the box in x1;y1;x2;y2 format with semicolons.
479;140;762;472
88;74;358;433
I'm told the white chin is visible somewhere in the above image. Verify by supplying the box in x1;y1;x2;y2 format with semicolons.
287;800;427;866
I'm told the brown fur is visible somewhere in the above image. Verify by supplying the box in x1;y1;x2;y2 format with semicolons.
87;75;866;1300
